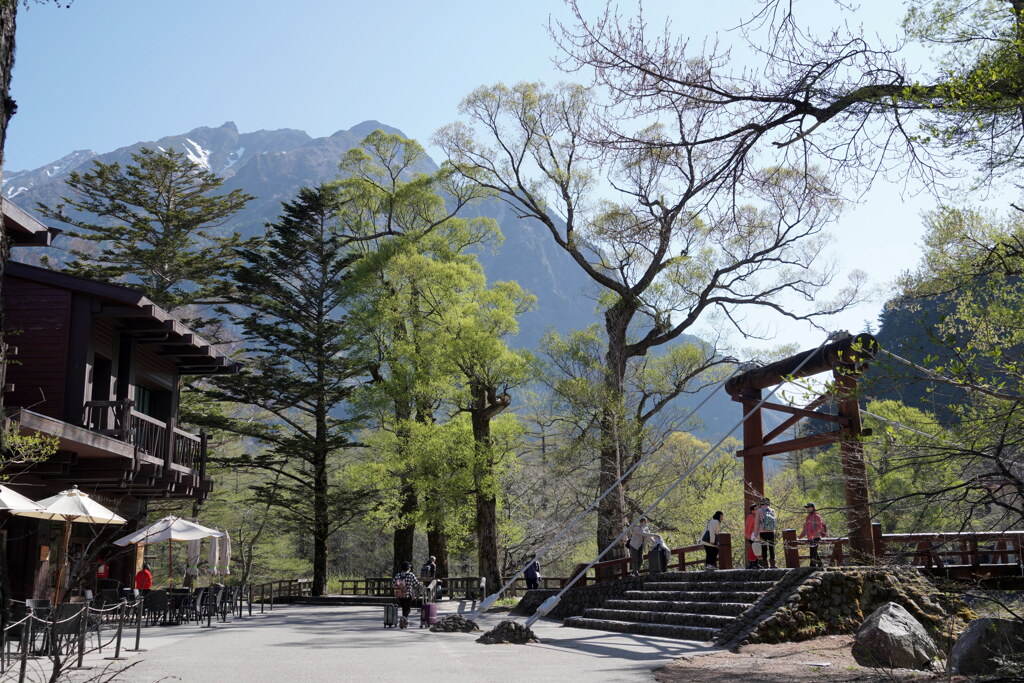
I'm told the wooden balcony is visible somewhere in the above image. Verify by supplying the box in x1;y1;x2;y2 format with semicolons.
82;399;207;475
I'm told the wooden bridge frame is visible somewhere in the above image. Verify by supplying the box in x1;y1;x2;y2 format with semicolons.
725;334;880;557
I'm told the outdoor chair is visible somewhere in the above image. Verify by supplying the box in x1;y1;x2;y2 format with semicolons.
188;588;206;624
143;590;168;627
218;587;237;622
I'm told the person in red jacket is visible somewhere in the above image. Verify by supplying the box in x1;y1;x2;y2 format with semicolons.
134;563;153;593
798;502;828;567
744;503;761;569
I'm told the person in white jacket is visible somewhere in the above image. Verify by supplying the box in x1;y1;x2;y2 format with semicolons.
627;517;657;576
703;511;724;570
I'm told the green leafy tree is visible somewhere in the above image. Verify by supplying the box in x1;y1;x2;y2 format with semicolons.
197;184;363;596
39;147;251;317
341;129;499;572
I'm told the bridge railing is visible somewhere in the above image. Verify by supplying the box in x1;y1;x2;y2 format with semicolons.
566;534;733;585
781;524;1024;570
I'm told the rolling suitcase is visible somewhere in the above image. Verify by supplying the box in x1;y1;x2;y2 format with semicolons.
420;602;438;628
384;603;399;628
648;546;668;573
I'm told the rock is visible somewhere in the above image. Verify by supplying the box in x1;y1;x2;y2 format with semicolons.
852;602;939;670
430;614;480;633
949;617;1024;676
476;619;540;645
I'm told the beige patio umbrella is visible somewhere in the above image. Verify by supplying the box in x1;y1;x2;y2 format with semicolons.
0;485;43;513
217;530;231;576
184;537;202;588
207;531;220;582
113;516;223;589
13;485;126;604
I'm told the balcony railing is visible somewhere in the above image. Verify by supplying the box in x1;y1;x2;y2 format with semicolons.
83;399;206;473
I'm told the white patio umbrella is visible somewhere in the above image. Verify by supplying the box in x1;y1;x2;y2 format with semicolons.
13;485;126;604
217;530;231;576
113;516;223;589
0;485;43;513
184;537;202;588
207;531;220;580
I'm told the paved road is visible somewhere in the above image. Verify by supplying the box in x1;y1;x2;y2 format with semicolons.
106;602;718;682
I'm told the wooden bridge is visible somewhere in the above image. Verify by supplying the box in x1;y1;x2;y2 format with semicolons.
557;526;1024;589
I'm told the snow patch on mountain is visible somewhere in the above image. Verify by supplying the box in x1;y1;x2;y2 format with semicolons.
184;138;212;171
7;186;27;198
221;147;245;174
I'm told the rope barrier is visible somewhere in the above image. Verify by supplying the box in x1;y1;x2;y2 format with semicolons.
469;362;750;620
523;333;836;629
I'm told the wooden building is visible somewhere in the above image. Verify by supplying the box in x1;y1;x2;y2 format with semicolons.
1;200;239;599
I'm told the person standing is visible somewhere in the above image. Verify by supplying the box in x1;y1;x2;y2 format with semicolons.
627;517;657;576
798;502;828;567
420;556;436;581
702;511;723;570
744;503;761;569
134;562;152;594
524;557;541;590
756;499;779;568
391;561;422;628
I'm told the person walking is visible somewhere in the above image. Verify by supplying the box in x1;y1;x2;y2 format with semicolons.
744;503;761;569
420;556;436;581
702;511;723;570
627;517;657;576
523;557;541;590
798;502;828;567
391;561;422;629
756;498;779;568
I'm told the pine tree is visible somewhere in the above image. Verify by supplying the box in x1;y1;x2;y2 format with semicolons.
39;147;251;316
199;184;364;596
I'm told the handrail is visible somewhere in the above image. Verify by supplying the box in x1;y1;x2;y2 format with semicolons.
82;399;207;472
781;525;1024;569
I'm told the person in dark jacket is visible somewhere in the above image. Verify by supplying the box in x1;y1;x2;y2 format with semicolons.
523;557;541;590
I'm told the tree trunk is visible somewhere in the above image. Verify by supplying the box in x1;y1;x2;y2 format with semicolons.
427;528;448;577
311;453;329;596
0;0;18;634
470;394;502;595
392;479;417;572
596;303;633;561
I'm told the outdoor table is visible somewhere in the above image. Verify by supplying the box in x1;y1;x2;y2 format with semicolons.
164;590;190;626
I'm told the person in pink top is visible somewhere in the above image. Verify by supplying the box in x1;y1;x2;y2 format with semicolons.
798;502;828;567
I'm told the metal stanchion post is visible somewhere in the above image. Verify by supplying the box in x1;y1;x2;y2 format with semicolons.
18;620;28;683
269;584;274;611
104;602;127;661
248;585;253;616
70;605;92;670
126;600;146;653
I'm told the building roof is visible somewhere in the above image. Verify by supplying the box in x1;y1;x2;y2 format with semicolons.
6;261;240;375
3;199;60;246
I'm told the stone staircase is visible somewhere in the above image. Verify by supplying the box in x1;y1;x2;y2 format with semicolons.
564;568;790;641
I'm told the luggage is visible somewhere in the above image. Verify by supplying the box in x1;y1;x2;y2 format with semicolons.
647;546;668;573
384;603;398;628
420;602;438;629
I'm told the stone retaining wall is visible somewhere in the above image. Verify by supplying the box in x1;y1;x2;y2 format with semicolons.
738;567;974;648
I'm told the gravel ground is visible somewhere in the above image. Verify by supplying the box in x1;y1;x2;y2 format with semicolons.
654;635;967;683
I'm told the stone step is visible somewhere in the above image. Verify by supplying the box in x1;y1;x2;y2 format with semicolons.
564;616;717;641
625;590;764;603
604;599;750;616
582;608;735;629
642;580;777;592
646;568;789;582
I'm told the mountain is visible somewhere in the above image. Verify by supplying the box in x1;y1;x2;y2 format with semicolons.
4;121;739;440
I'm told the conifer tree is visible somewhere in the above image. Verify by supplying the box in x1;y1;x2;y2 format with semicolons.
39;147;251;316
199;184;363;596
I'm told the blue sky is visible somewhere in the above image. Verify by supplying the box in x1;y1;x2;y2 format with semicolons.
6;0;945;346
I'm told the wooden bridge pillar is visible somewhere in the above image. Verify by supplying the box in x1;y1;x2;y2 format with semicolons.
740;390;766;513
